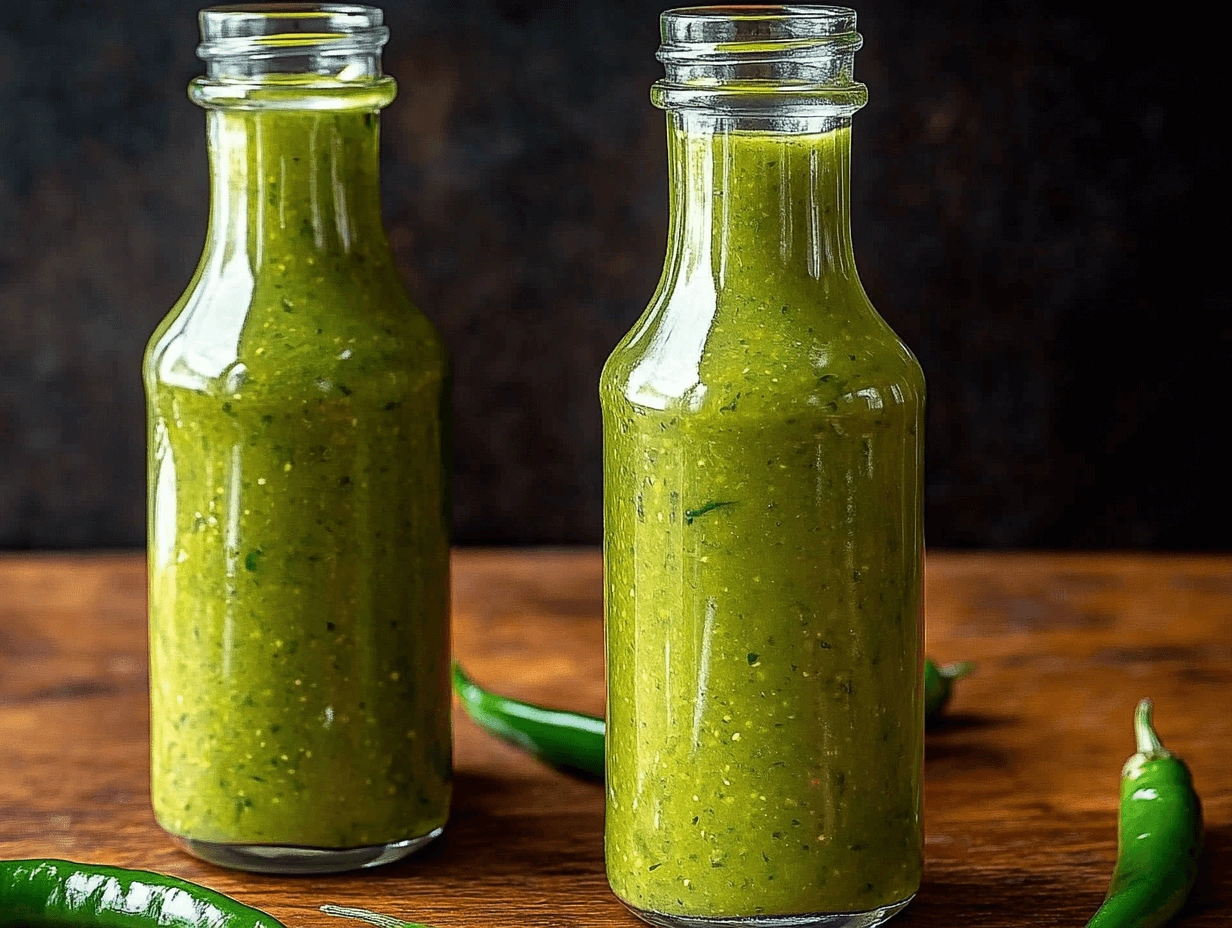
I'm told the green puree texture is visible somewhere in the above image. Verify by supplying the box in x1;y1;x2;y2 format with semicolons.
602;119;925;919
145;94;450;849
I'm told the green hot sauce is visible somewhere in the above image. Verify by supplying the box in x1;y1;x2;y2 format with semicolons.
602;116;925;920
145;75;450;857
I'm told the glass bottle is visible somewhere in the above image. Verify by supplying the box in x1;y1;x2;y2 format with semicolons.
144;4;451;874
601;6;924;926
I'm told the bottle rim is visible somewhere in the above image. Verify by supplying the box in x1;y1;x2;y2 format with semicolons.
653;5;867;117
192;3;393;110
659;4;858;47
196;3;389;67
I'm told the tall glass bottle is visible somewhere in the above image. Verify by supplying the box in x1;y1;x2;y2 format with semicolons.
144;5;451;874
602;6;924;926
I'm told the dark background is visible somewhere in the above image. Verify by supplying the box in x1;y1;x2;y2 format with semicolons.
0;1;1225;549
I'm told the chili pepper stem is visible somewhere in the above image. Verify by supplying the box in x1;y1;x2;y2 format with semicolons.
320;904;432;928
937;661;975;681
1134;698;1169;758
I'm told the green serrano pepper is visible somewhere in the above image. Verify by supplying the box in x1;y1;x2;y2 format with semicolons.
1086;699;1203;928
924;659;975;721
452;662;606;778
454;657;972;778
0;859;282;928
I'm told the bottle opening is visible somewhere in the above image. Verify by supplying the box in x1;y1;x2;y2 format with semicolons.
653;5;867;116
661;4;858;44
192;4;395;110
198;4;389;78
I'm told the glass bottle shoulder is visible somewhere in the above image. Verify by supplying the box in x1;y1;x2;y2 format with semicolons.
600;279;924;424
145;254;446;407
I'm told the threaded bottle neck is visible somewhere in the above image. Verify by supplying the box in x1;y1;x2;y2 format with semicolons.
192;4;395;111
652;5;867;120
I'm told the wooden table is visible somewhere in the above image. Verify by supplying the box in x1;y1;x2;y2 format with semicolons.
1;551;1229;926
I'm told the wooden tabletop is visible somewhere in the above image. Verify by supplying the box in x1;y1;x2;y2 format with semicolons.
1;551;1229;926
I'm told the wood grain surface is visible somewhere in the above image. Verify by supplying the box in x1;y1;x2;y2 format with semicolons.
1;550;1229;926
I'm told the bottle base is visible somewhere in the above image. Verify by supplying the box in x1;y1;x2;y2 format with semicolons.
622;895;914;928
171;826;444;875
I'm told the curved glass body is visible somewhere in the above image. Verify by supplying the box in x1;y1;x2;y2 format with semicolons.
602;7;924;926
144;6;450;874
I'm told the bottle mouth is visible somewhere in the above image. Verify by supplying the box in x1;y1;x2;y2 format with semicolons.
653;5;867;116
198;4;388;75
193;4;394;110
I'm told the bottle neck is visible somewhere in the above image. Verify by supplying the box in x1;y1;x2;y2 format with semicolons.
204;107;388;268
663;112;856;294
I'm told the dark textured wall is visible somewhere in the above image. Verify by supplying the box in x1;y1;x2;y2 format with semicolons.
0;1;1225;549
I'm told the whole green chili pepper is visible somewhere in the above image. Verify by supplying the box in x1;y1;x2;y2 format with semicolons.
1086;699;1203;928
322;904;437;928
924;659;975;721
0;859;283;928
454;657;972;778
452;662;605;778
